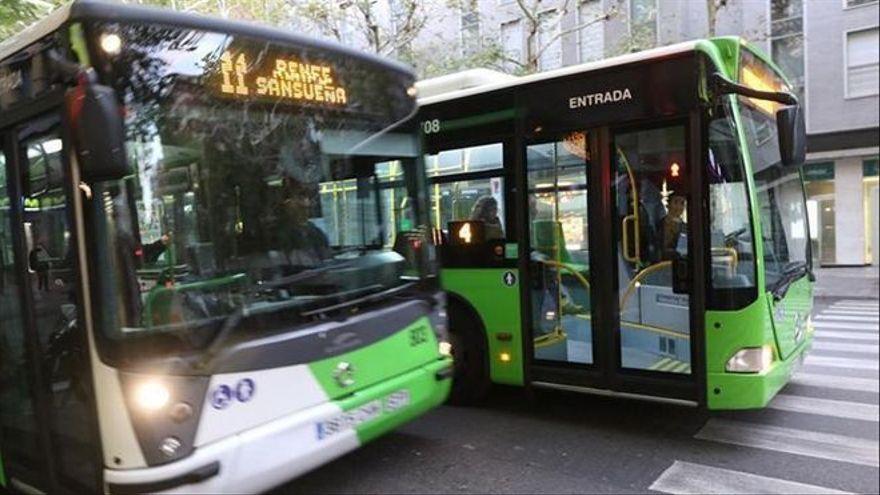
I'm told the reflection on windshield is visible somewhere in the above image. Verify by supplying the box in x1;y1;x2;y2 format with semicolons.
739;100;809;293
92;22;431;357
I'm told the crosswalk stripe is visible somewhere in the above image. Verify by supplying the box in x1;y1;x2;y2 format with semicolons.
648;460;851;495
791;372;879;393
805;355;879;370
768;394;879;422
835;300;878;306
812;322;879;331
814;330;879;341
695;419;879;467
815;315;880;322
822;309;880;315
811;341;879;354
831;304;879;311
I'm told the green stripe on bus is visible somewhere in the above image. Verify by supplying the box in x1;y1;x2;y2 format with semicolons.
439;109;516;133
0;450;6;487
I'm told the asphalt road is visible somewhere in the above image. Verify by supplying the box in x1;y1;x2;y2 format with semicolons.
280;297;880;494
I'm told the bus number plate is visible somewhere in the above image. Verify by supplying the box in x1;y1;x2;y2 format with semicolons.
316;389;411;441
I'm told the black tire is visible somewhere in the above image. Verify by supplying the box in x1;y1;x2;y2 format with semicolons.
447;302;491;405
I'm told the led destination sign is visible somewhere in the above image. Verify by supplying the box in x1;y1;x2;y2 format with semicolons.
218;51;348;106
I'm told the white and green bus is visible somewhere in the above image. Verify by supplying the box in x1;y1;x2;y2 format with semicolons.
0;1;451;492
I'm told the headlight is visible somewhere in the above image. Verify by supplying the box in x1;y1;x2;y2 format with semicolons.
134;381;170;411
725;345;774;373
439;341;453;357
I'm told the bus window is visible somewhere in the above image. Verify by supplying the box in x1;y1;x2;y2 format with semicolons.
426;143;506;240
706;100;757;305
739;100;810;294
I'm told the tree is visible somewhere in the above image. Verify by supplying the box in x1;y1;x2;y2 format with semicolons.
508;0;616;74
292;0;429;58
706;0;729;38
0;0;67;39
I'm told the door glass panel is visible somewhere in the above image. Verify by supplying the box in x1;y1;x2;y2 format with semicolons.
22;132;98;490
613;125;691;374
527;132;592;364
0;148;44;475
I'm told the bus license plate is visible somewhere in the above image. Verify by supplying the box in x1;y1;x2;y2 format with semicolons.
316;389;410;441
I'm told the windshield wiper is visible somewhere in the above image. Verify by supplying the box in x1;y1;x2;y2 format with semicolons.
260;261;354;289
770;261;809;301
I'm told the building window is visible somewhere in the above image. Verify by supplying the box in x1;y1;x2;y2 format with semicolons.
501;20;522;70
578;0;605;63
630;0;657;49
770;0;804;99
845;0;878;8
460;0;481;57
846;27;880;98
536;10;562;70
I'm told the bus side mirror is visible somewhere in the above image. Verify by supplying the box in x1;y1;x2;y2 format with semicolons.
65;73;131;182
776;105;806;169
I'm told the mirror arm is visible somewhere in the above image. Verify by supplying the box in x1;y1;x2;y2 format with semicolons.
710;72;798;106
45;48;87;85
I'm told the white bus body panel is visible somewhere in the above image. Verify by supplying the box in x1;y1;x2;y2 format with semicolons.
104;400;357;494
195;364;329;447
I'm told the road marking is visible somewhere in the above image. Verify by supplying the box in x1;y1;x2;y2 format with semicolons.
815;315;880;323
768;394;879;422
814;330;879;341
811;341;879;354
805;355;879;370
831;304;879;311
811;322;879;331
791;372;879;393
649;460;851;495
822;309;880;316
695;419;879;467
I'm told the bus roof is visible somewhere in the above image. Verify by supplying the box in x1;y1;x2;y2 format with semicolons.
417;40;705;105
0;0;414;78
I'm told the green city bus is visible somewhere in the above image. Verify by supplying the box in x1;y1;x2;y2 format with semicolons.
417;38;813;409
0;1;451;492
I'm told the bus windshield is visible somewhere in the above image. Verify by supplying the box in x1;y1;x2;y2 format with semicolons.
738;98;809;296
89;22;430;363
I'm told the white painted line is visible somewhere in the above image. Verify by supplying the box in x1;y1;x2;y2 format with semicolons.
815;330;879;341
811;341;879;354
769;394;879;422
832;304;879;311
791;372;879;393
812;322;879;331
649;460;851;495
822;309;880;316
815;315;880;323
805;355;879;370
695;419;879;467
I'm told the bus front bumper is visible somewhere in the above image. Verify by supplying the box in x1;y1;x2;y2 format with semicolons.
104;358;453;494
706;336;813;410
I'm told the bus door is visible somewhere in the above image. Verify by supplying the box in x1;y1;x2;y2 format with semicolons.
0;113;101;492
525;122;699;403
610;122;697;394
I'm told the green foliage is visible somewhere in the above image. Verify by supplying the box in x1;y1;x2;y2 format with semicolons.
0;0;67;39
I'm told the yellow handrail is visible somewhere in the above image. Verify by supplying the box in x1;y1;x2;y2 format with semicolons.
711;246;739;271
619;261;672;312
616;146;641;264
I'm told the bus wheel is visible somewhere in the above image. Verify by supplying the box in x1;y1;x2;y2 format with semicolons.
447;304;490;405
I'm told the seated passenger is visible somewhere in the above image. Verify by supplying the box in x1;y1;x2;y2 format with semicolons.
469;195;504;240
656;194;687;260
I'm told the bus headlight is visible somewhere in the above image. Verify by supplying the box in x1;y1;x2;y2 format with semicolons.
439;341;453;357
134;381;170;411
725;345;774;373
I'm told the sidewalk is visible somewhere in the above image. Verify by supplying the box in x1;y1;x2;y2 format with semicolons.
813;265;880;299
